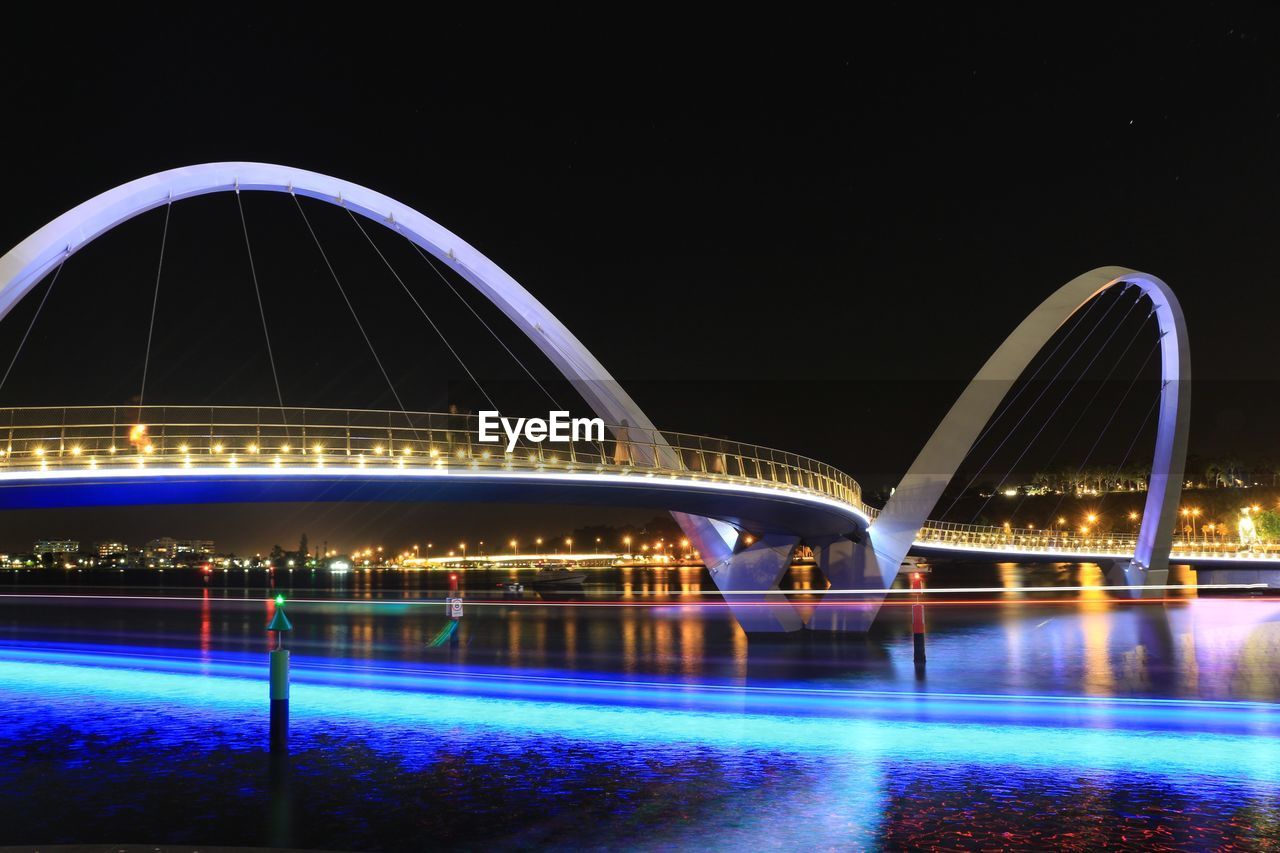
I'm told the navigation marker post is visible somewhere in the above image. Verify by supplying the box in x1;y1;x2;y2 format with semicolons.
446;573;463;647
909;567;927;664
266;594;293;752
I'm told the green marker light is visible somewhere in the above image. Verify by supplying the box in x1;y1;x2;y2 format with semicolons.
274;594;285;606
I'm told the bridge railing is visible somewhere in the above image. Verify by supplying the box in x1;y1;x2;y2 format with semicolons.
0;405;872;516
914;520;1140;554
913;519;1278;557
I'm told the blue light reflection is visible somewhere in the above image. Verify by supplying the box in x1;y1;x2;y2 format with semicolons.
0;641;1277;786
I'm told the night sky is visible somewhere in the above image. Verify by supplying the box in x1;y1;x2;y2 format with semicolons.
1;8;1278;552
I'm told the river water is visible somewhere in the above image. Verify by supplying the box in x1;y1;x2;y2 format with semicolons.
0;562;1276;850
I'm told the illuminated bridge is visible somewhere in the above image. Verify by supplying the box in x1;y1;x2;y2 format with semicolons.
0;162;1273;635
0;404;872;540
0;405;1273;567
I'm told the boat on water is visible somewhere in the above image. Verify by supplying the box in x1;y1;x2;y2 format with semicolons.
530;562;586;586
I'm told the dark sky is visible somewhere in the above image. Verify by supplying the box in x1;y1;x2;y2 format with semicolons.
0;8;1278;552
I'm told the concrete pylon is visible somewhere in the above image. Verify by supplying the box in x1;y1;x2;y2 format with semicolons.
673;511;803;635
806;535;888;633
1108;559;1169;598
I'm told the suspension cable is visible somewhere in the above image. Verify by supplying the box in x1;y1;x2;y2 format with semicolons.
941;289;1128;519
968;294;1140;524
235;191;289;431
968;291;1106;452
405;240;564;410
342;207;497;411
1059;334;1164;518
291;194;418;431
137;199;172;414
0;256;68;398
1096;386;1165;516
1008;294;1147;519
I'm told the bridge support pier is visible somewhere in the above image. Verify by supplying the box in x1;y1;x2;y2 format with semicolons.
1186;565;1280;590
672;512;803;635
805;536;887;634
1108;559;1169;599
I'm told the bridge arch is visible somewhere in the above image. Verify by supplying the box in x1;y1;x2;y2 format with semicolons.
0;162;669;443
866;266;1190;590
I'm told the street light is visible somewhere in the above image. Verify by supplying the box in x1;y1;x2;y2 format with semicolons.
510;538;518;555
622;535;632;556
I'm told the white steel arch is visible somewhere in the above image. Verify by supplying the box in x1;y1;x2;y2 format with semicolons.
0;162;663;438
846;266;1189;601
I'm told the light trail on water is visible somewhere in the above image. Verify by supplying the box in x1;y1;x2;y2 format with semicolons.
0;588;1272;610
0;640;1277;781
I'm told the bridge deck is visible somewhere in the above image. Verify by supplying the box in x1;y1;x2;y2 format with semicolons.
0;405;872;538
1;406;1276;566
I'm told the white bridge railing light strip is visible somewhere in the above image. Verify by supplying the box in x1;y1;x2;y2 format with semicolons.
0;404;871;513
2;406;1265;561
914;519;1280;559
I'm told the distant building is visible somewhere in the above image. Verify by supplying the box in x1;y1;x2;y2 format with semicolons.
97;541;129;558
33;539;78;556
177;539;214;557
144;538;215;566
